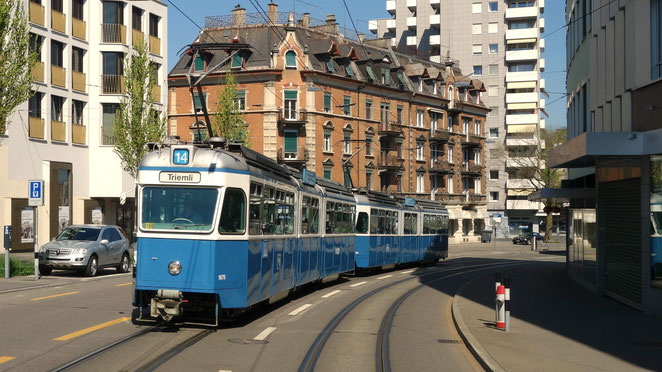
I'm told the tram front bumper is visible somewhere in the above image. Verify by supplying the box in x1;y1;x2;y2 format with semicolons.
150;289;183;321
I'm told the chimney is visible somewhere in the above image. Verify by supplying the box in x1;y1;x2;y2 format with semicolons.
232;4;246;27
357;33;364;42
326;14;336;25
268;1;278;24
302;12;310;28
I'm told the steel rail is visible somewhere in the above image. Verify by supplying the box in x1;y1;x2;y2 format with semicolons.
134;328;215;372
298;260;524;372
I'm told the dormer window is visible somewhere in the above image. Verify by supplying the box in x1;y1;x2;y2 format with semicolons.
381;68;390;85
433;83;438;95
285;50;297;68
231;52;243;69
325;57;335;72
345;61;354;77
448;86;454;100
418;77;423;92
194;54;205;71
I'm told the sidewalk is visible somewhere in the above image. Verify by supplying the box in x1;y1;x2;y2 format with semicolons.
452;261;662;372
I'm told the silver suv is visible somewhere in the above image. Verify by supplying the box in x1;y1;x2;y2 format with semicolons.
38;225;130;277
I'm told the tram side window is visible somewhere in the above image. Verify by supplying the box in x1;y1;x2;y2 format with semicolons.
310;197;319;234
441;216;449;234
285;192;295;234
249;182;263;235
404;213;417;235
356;212;369;233
219;188;246;234
274;189;285;235
370;208;379;234
263;186;276;235
326;202;335;234
423;214;432;234
392;211;399;234
301;196;310;234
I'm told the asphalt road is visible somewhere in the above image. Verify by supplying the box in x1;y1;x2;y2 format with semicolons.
0;239;564;372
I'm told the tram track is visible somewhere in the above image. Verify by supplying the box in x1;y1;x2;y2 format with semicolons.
298;260;527;372
49;322;214;372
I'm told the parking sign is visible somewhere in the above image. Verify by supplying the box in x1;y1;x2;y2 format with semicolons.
28;180;44;206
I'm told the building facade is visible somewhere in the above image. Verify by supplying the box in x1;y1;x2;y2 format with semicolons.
167;5;490;243
369;0;546;237
0;0;167;252
549;0;662;314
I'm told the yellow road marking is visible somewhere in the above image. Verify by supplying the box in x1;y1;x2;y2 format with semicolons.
0;357;16;364
54;317;130;341
115;282;132;287
30;291;79;301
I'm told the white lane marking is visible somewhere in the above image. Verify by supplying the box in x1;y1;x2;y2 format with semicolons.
288;304;312;316
322;290;341;298
401;270;415;274
350;281;368;287
377;275;393;280
218;370;232;372
254;327;277;341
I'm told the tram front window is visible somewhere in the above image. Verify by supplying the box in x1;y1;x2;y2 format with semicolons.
141;187;218;231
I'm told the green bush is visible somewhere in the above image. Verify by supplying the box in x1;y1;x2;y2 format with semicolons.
0;256;35;277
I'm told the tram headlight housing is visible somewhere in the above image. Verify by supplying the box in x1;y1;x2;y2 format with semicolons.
168;261;182;276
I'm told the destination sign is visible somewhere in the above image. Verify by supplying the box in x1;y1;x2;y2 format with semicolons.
159;172;201;183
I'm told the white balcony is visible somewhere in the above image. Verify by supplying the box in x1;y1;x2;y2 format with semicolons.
507;199;542;211
430;55;441;63
505;6;538;19
540;98;546;109
506;137;539;147
506;92;539;104
506;71;539;82
386;18;396;31
540;78;545;90
430;34;440;46
539;58;545;71
539;38;545;51
430;0;440;8
540;118;546;128
430;14;440;28
505;49;539;61
539;0;545;13
508;178;542;189
506;157;539;168
506;114;538;125
505;28;538;40
391;37;397;47
407;0;416;10
406;35;417;46
539;18;545;32
369;20;378;33
407;16;417;29
387;0;396;15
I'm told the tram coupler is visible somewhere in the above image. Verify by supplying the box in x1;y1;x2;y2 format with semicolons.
151;289;183;321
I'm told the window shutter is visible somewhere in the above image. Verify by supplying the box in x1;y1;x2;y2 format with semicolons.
284;90;298;100
284;131;297;153
286;51;296;67
193;93;202;109
324;93;331;110
232;53;243;68
324;168;331;179
194;55;204;71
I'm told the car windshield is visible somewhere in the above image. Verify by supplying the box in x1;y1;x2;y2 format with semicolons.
141;187;218;232
56;227;101;241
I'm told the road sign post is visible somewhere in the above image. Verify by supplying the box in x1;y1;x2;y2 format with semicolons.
28;180;44;280
491;214;502;252
4;226;11;279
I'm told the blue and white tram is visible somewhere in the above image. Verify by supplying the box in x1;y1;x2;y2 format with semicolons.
133;140;355;325
407;198;449;263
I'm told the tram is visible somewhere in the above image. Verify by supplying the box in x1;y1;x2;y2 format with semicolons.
132;138;448;325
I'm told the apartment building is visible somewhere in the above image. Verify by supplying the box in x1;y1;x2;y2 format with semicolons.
369;0;546;237
167;5;490;243
548;0;662;314
0;0;167;253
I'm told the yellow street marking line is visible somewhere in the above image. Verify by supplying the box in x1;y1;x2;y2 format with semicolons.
321;290;341;298
400;269;415;274
0;357;16;364
350;281;367;287
377;275;393;280
31;291;79;301
54;317;131;341
115;282;132;287
254;327;277;341
288;304;312;316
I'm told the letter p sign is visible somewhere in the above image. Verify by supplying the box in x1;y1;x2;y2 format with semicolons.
28;180;44;206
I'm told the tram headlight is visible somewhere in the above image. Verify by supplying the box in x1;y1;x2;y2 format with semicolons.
168;261;182;276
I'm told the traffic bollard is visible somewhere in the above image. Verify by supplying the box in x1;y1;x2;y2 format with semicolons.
496;285;505;330
495;272;501;320
504;276;511;331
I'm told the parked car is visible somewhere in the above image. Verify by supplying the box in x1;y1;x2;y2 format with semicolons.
512;232;543;245
38;225;130;277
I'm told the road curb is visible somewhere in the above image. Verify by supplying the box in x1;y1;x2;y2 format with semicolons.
451;277;506;372
0;272;131;294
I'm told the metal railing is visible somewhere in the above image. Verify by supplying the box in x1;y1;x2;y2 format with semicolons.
102;23;126;44
378;154;404;168
102;74;125;94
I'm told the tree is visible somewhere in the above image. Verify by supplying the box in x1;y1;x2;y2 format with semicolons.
113;40;165;177
212;73;249;146
494;128;567;241
0;0;38;136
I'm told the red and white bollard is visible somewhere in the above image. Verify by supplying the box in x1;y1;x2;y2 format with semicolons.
504;276;511;331
494;273;501;321
496;285;505;330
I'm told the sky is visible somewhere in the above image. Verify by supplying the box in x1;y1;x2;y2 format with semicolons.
165;0;567;129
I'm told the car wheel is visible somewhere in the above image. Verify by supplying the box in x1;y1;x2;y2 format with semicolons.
85;255;98;277
39;265;52;276
117;253;130;273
